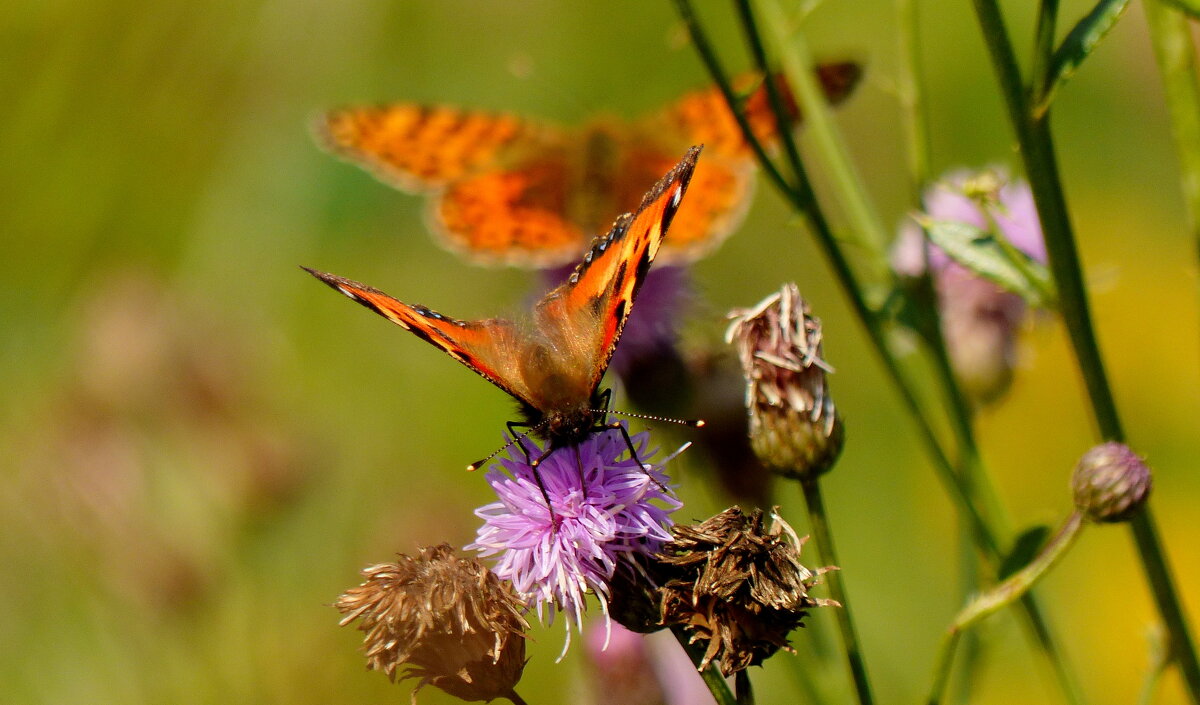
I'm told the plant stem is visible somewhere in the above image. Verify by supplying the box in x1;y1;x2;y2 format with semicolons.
671;626;737;705
1030;0;1060;100
972;2;1200;699
753;0;890;272
1144;0;1200;308
927;512;1085;705
896;0;932;201
677;5;1081;698
800;478;875;705
507;690;530;705
734;670;755;705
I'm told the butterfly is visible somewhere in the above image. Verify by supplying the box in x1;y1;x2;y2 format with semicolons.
304;146;700;472
315;63;860;268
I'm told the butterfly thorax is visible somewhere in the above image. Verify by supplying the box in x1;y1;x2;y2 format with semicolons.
521;390;606;449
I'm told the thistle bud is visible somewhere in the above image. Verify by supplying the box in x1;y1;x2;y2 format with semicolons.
1072;442;1152;523
334;544;528;702
657;507;837;676
726;284;843;479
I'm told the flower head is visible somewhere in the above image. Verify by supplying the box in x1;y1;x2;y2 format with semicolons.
727;283;843;479
468;424;684;646
893;169;1047;405
658;507;836;676
334;544;528;702
1072;442;1152;523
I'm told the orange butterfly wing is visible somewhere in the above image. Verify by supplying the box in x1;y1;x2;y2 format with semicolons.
317;104;558;192
314;65;859;269
302;148;699;416
535;145;700;396
301;267;541;408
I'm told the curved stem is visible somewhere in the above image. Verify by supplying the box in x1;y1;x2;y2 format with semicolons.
928;513;1085;705
800;478;875;705
972;2;1200;699
670;626;737;705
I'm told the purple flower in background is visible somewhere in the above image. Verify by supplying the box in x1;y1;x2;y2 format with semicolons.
467;423;684;651
893;168;1046;278
893;168;1048;405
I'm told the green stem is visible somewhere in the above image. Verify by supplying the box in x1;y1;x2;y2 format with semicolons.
734;670;755;705
928;513;1085;705
677;7;1080;698
1029;0;1060;100
671;625;737;705
896;0;932;201
972;2;1200;699
800;479;875;705
1144;0;1200;307
754;0;890;273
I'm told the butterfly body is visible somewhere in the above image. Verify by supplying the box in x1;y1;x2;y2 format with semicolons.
317;63;860;268
305;147;698;459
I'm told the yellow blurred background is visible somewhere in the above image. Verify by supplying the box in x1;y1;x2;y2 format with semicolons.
2;1;1197;703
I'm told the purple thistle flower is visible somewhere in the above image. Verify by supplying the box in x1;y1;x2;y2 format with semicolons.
892;168;1048;405
893;167;1046;278
467;423;685;652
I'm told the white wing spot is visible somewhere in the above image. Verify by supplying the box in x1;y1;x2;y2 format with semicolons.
671;186;682;208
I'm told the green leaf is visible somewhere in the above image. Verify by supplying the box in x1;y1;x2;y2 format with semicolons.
999;525;1053;580
1161;0;1200;20
920;219;1054;306
1036;0;1132;115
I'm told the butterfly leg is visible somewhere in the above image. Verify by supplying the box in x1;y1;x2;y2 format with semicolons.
506;420;536;464
529;444;561;529
602;420;669;493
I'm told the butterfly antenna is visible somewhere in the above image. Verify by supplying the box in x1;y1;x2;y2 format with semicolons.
590;408;706;429
466;421;548;472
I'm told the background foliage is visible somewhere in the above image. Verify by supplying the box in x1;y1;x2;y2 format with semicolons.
2;1;1197;703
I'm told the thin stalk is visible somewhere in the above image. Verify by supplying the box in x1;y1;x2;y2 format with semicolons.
507;690;530;705
677;10;1081;696
800;478;875;705
1144;0;1200;300
728;3;1080;698
735;670;755;705
671;625;737;705
1029;0;1060;100
897;0;932;200
673;2;987;547
972;2;1200;698
927;513;1085;705
754;0;891;273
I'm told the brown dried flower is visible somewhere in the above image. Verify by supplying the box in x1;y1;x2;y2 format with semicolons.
335;544;528;703
727;284;843;479
658;507;837;676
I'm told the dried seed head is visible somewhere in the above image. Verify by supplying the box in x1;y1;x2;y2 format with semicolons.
727;284;843;479
334;544;528;702
658;507;837;676
1072;442;1152;523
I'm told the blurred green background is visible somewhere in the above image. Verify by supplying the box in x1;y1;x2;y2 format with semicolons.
3;1;1198;703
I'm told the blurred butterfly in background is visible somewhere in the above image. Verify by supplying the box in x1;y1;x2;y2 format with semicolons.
315;63;860;268
304;147;700;469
